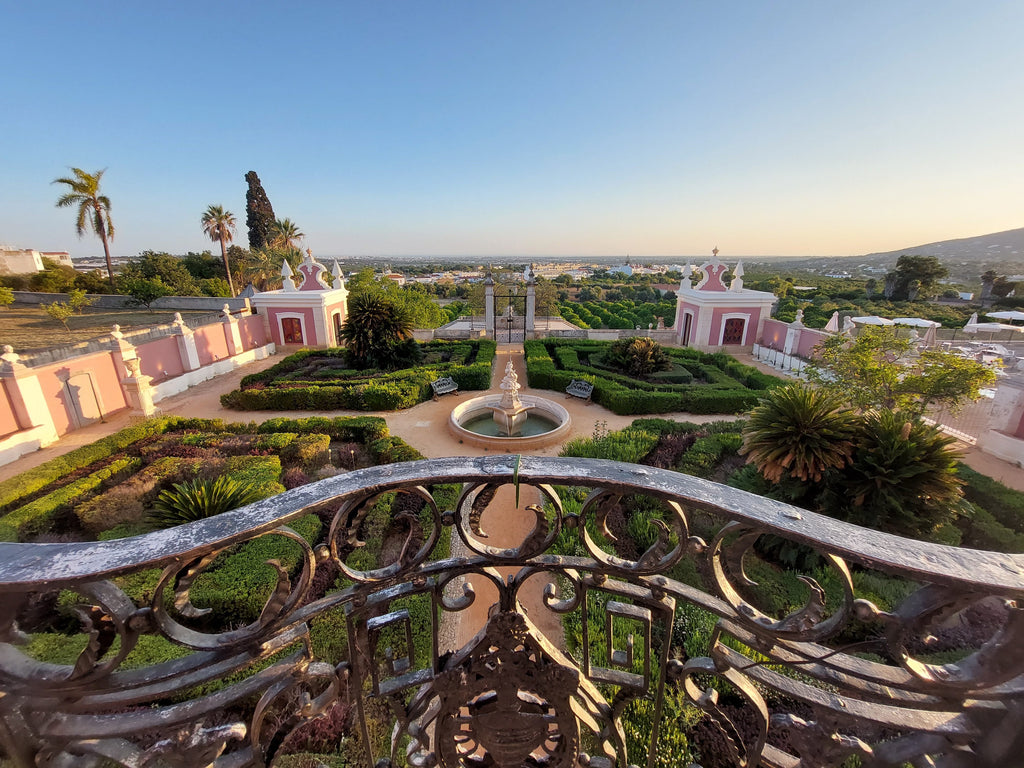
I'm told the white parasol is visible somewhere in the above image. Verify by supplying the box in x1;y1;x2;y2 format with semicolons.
851;316;895;326
987;310;1024;322
892;317;940;328
823;311;840;333
922;322;937;347
964;323;1024;333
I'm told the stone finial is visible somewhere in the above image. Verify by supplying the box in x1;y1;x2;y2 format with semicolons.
680;263;693;290
281;259;296;291
111;324;123;339
222;304;232;317
332;260;346;291
730;260;745;291
173;312;185;326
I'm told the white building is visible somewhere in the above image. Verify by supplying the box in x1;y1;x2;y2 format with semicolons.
0;246;72;274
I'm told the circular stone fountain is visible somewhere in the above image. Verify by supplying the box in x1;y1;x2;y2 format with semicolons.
449;360;572;451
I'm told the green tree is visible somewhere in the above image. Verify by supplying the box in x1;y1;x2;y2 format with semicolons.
118;252;200;296
604;336;672;378
200;205;237;296
244;171;275;251
884;255;948;301
339;293;415;370
270;218;304;253
809;327;997;417
0;287;13;309
52;168;116;286
29;258;78;293
181;251;225;280
66;288;95;314
44;301;74;330
120;276;172;311
740;384;857;483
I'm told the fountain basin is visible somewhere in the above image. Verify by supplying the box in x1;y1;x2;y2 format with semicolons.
449;395;572;451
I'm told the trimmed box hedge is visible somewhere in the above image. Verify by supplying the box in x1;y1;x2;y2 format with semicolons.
0;456;142;541
222;340;496;412
525;338;780;416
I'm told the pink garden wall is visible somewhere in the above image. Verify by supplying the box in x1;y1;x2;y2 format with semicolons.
139;336;186;382
36;351;128;436
194;325;231;366
239;315;267;351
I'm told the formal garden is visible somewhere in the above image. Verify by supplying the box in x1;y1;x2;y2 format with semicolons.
0;414;457;765
220;339;496;411
525;337;782;414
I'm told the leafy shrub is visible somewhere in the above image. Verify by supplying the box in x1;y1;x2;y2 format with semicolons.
676;434;744;478
282;467;311;490
184;514;321;626
282;434;331;471
560;428;659;464
256;416;389;443
0;457;141;541
148;475;265;529
368;437;425;464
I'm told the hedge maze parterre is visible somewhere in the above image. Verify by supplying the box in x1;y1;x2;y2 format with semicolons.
220;339;496;411
525;338;784;415
1;415;455;762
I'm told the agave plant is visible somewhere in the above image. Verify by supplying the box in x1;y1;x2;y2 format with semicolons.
148;476;262;529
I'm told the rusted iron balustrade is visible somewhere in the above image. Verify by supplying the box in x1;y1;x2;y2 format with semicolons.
0;456;1022;767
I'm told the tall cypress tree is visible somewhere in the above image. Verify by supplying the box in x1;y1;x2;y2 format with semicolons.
244;171;276;251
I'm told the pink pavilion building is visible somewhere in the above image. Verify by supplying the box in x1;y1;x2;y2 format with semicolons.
251;250;349;348
673;248;777;350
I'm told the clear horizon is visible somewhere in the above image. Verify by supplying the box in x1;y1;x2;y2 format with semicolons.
3;2;1023;260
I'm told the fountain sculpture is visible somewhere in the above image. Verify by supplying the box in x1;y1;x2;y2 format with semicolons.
449;357;571;450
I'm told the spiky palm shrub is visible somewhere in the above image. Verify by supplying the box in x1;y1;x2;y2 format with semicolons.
740;384;857;483
340;293;415;370
605;336;672;378
822;412;965;538
148;476;262;529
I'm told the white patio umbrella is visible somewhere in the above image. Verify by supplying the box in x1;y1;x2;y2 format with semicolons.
964;322;1024;333
892;317;940;328
921;322;937;347
963;313;979;333
851;316;895;326
987;310;1024;322
823;311;840;333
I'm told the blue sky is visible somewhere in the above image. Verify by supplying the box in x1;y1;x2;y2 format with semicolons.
3;1;1023;260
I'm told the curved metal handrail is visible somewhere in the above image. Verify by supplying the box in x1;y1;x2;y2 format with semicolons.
0;456;1021;768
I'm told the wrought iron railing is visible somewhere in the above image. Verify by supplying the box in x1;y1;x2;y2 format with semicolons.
1;456;1022;767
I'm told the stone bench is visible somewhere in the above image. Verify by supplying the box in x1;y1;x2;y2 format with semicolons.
565;379;594;402
430;376;459;400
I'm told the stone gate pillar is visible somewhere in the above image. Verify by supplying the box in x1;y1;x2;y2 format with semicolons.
525;265;536;338
484;272;495;339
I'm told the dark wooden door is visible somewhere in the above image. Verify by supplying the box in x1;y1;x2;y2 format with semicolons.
722;318;745;345
282;317;304;344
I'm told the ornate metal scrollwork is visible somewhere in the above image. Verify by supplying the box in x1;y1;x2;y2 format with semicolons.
0;456;1021;767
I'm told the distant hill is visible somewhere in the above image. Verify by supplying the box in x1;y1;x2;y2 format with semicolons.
863;227;1024;264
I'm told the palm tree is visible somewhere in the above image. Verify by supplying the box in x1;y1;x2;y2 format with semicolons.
270;218;304;253
740;383;857;483
200;205;237;296
339;293;414;370
53;168;115;285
